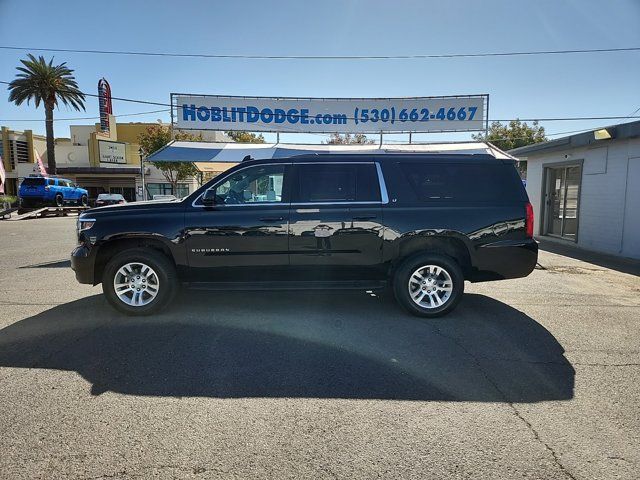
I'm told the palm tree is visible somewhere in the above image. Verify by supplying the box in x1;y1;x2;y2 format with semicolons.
8;54;85;175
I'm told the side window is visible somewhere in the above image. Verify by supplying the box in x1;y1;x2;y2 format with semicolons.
295;164;380;203
212;164;285;204
400;163;525;202
48;179;55;186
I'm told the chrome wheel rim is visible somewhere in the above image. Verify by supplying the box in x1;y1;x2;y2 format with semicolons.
408;265;453;309
113;262;160;307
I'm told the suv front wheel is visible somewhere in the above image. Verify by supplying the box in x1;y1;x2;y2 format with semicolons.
102;248;178;315
393;253;464;318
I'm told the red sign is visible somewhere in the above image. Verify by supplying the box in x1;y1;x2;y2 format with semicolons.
98;78;113;133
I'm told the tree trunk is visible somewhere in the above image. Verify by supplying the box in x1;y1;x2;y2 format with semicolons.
44;105;56;175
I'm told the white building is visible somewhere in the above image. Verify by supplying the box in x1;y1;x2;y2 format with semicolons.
510;121;640;260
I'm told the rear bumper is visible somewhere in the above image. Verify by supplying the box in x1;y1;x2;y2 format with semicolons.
468;238;538;282
70;244;96;284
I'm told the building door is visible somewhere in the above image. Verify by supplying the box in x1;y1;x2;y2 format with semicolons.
544;164;581;240
110;186;136;202
622;157;640;259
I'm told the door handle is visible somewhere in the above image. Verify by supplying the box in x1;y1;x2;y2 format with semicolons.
352;214;377;220
259;216;284;222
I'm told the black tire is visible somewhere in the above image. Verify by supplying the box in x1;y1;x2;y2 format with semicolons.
79;194;88;207
102;248;178;316
54;194;64;207
393;252;465;318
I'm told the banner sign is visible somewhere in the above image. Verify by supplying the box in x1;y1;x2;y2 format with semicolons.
171;94;488;134
98;140;127;164
98;78;113;133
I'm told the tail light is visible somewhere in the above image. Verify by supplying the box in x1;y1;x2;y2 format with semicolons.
525;202;534;238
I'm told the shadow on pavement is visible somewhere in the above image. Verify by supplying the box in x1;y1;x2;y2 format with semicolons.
0;291;574;402
538;237;640;276
18;259;71;269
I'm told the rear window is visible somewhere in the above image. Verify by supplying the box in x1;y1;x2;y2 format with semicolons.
98;194;123;200
21;178;46;186
400;163;526;203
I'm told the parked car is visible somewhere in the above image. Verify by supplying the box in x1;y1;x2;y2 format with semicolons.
95;193;127;207
152;194;177;201
19;175;89;208
71;154;537;317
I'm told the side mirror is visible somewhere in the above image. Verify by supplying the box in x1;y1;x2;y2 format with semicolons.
202;189;217;206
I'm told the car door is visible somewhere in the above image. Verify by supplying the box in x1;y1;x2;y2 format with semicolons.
288;161;385;278
184;163;291;280
60;180;72;201
68;181;80;201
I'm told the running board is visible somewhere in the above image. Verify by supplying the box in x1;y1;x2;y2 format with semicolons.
185;280;388;291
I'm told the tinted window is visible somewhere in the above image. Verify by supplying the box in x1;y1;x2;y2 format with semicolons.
48;179;55;186
400;163;525;202
212;164;285;204
296;164;380;203
21;178;46;186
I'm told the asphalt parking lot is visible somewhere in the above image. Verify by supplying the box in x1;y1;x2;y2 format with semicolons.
1;216;639;479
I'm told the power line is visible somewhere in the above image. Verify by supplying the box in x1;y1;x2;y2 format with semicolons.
625;106;640;119
0;108;170;122
1;45;639;60
2;80;639;124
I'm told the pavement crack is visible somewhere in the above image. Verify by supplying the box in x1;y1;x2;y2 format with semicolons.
427;324;578;480
466;355;640;368
573;362;640;367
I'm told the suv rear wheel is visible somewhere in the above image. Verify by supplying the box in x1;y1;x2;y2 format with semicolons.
102;248;177;315
393;253;464;318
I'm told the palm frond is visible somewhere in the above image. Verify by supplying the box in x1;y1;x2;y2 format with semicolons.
8;54;86;112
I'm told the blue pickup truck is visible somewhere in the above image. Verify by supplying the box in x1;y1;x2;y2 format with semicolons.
19;176;89;208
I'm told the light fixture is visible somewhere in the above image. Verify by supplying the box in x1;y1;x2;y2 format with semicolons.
594;129;612;140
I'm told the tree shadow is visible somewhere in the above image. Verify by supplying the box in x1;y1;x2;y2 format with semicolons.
0;291;574;402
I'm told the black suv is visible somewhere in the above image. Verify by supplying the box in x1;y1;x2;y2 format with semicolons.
71;154;537;317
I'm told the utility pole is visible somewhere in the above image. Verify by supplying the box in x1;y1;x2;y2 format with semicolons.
139;148;146;201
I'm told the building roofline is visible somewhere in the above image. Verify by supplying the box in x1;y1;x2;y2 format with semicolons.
509;120;640;157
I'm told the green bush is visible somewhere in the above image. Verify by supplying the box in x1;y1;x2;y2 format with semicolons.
1;195;19;206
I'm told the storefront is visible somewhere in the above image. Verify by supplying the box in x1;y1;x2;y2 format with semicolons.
57;167;140;202
53;119;203;202
510;120;640;260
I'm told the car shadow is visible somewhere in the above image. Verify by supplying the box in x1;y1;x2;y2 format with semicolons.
0;291;574;402
19;259;71;269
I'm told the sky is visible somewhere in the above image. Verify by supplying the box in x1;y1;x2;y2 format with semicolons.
0;0;639;144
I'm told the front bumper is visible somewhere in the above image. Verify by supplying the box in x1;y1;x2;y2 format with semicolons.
71;244;96;284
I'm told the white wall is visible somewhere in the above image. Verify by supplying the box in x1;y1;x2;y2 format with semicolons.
524;137;640;259
69;125;95;146
55;144;90;166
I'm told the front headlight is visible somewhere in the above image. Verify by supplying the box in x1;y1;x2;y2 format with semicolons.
78;218;96;232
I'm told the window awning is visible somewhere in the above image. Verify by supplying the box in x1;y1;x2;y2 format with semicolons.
146;141;515;163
